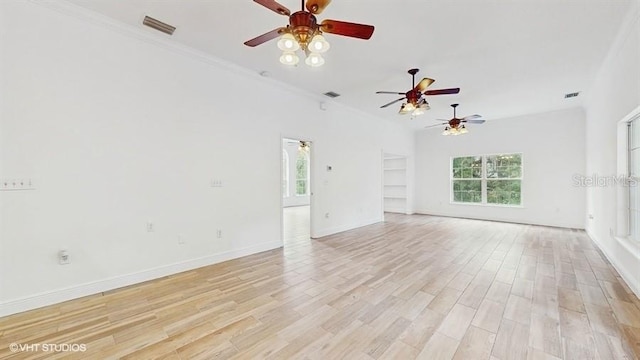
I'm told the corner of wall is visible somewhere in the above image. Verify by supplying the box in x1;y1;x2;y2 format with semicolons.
585;229;640;299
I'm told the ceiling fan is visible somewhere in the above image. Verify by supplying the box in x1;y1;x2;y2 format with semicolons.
376;68;460;116
426;104;486;135
244;0;375;67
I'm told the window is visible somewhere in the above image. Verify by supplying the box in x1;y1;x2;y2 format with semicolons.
486;154;522;205
452;156;482;203
282;150;289;197
296;149;309;196
451;153;522;206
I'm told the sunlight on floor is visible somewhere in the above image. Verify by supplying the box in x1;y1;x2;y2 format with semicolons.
283;205;310;247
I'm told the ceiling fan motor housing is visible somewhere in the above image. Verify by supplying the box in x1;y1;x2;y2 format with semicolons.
406;91;420;105
289;11;318;49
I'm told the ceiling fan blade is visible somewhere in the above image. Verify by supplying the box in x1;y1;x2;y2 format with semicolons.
425;123;447;128
423;88;460;96
376;91;405;95
253;0;291;16
462;119;486;124
380;97;406;108
244;27;286;47
320;19;375;40
415;78;435;92
306;0;331;14
462;114;482;120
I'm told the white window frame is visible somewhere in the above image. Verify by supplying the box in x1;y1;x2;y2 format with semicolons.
451;153;523;207
282;149;289;198
613;105;640;257
626;109;640;244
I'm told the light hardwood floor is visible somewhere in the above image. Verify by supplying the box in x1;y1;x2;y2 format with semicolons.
283;205;310;245
1;214;639;359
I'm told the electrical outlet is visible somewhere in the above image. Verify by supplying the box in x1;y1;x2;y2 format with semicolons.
146;222;154;232
216;229;222;238
178;234;185;245
325;212;330;218
59;250;70;265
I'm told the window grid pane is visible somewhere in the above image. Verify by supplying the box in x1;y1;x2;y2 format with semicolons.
452;180;482;203
452;156;482;179
296;180;307;196
487;180;522;205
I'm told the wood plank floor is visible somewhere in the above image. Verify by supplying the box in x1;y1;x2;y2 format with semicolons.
1;214;639;359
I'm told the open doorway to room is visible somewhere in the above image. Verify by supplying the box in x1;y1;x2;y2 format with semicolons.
282;138;312;246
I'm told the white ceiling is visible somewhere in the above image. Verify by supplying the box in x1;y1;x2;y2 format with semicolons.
66;0;631;130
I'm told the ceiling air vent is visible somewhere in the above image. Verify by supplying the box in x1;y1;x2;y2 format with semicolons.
324;91;341;98
143;16;176;35
564;92;580;99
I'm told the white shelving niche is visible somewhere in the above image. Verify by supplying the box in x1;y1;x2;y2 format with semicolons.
383;154;408;214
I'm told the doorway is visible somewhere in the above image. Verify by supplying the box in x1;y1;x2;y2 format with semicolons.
282;137;312;246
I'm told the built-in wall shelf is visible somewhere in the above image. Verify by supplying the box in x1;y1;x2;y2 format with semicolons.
383;155;408;214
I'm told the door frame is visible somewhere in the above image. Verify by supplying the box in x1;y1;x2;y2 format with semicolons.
280;135;315;243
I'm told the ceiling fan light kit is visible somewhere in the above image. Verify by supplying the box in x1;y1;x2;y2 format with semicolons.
430;104;485;136
442;124;468;136
377;68;460;117
245;0;374;67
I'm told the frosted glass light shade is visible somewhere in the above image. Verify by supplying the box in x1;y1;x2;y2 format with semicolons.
277;33;300;51
309;35;330;53
280;51;299;65
305;53;325;67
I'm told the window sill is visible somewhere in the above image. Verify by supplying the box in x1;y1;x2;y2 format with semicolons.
450;202;524;209
614;235;640;259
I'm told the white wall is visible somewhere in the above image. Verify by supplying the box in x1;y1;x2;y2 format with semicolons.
0;1;414;315
282;140;310;207
584;0;640;296
415;108;586;229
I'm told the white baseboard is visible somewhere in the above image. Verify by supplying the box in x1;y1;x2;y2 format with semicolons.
0;241;282;317
384;207;407;214
413;209;584;229
313;217;382;238
586;229;640;299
